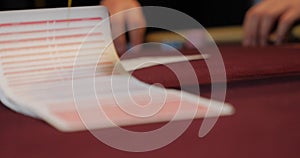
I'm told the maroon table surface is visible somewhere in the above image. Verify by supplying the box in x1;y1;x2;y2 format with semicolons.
1;44;300;158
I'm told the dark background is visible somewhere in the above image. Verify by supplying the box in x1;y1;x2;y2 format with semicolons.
0;0;251;27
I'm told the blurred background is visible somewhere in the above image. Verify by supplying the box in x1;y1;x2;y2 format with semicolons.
0;0;99;10
0;0;251;27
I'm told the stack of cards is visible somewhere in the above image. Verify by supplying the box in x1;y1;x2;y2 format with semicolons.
0;6;234;132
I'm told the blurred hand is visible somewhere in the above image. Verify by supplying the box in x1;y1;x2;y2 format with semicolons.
243;0;300;46
100;0;146;54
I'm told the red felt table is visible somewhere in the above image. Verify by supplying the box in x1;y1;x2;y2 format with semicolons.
0;44;299;158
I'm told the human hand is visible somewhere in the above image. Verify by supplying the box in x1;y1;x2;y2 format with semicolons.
100;0;146;54
243;0;300;46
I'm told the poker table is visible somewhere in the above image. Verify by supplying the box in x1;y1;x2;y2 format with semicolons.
1;43;299;158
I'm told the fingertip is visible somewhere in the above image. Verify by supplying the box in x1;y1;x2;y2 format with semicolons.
260;39;267;46
250;39;257;47
242;38;251;46
275;35;284;45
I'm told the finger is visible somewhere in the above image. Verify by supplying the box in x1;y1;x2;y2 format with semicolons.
259;2;291;45
243;7;262;46
114;34;127;56
110;12;127;55
126;7;146;49
259;11;286;45
276;9;300;44
129;28;146;46
259;14;276;46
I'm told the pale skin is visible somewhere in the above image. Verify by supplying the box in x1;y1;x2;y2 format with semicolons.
243;0;300;46
100;0;146;54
